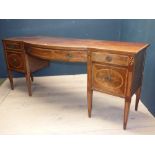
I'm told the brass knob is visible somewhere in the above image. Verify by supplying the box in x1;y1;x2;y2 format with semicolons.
8;44;15;49
13;58;17;66
105;55;112;62
104;75;112;81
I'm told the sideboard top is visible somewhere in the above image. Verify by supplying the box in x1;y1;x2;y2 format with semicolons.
3;36;149;53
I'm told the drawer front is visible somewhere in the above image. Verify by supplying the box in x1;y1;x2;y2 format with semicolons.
92;64;127;97
4;41;23;51
92;52;129;66
6;52;25;71
26;47;87;62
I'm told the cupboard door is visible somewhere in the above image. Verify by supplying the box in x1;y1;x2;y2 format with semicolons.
6;52;25;72
92;63;127;97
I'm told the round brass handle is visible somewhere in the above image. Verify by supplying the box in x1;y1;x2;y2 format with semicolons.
67;53;73;58
27;48;31;52
105;55;112;62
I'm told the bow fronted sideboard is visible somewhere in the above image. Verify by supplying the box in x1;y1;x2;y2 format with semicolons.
2;36;149;129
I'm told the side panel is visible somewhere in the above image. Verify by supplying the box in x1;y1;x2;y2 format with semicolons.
131;49;146;95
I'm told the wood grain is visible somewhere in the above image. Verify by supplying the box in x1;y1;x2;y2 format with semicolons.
3;36;149;53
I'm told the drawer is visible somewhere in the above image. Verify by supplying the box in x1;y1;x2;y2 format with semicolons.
91;52;129;66
6;52;26;71
26;47;87;62
4;41;23;51
92;64;127;97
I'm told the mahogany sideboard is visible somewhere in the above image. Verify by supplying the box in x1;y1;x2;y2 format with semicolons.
2;36;149;129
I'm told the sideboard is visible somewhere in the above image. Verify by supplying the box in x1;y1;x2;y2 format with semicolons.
2;36;149;129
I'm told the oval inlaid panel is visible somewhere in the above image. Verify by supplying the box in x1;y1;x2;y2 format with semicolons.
8;53;23;69
95;68;124;89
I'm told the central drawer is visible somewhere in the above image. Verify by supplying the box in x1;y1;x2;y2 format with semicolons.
26;47;87;62
92;52;129;66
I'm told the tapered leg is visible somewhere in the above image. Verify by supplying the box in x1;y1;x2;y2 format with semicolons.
91;91;93;110
87;53;93;118
25;73;32;96
87;89;93;117
135;87;141;111
123;97;131;130
30;73;34;82
8;70;14;90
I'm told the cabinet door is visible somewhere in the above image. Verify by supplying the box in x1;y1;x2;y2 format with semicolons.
92;64;127;97
6;52;26;72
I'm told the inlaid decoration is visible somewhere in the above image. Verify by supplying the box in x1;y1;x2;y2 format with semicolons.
95;68;124;89
128;56;134;65
8;54;23;68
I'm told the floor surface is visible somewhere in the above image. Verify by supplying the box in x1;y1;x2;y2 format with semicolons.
0;74;155;134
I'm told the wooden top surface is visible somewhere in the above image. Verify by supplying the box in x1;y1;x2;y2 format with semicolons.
4;36;149;53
